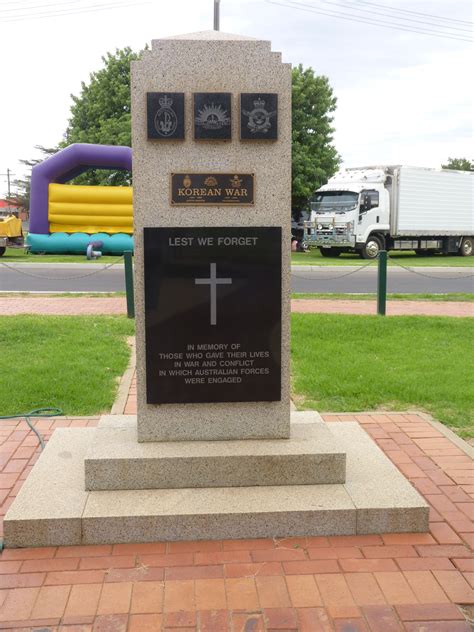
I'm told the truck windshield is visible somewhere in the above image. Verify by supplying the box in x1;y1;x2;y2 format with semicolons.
310;191;358;214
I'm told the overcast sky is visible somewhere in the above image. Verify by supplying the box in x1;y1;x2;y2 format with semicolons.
1;0;472;196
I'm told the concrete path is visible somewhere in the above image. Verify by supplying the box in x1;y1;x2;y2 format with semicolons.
0;411;472;630
1;295;473;317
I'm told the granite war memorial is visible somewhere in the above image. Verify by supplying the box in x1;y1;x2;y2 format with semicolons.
4;31;428;546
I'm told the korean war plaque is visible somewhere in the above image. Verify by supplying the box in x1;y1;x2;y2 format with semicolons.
194;93;232;140
147;93;185;140
144;227;281;404
171;173;254;205
240;93;278;140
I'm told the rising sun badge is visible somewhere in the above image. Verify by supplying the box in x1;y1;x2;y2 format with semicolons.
195;104;230;130
194;93;232;140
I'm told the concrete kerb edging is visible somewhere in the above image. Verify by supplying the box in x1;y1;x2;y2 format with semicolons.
111;337;136;415
415;410;474;458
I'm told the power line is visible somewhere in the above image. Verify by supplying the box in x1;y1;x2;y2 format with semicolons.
1;0;149;22
266;0;472;42
341;0;472;27
0;0;82;14
279;0;472;39
312;0;472;33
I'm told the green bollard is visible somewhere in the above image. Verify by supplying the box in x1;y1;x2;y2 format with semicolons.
377;250;387;316
124;250;135;318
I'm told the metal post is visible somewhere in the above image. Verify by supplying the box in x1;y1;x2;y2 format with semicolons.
124;250;135;318
377;250;387;316
214;0;220;30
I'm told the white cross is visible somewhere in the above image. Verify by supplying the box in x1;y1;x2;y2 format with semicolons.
195;262;232;326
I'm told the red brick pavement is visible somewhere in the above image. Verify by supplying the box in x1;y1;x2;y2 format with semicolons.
292;299;474;318
0;297;126;316
0;411;472;630
1;296;473;317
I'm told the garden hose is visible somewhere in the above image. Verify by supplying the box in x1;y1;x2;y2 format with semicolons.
0;407;63;451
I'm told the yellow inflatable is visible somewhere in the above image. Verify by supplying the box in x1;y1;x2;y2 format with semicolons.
48;183;133;234
0;214;22;238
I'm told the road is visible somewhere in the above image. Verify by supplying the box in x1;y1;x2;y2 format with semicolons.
1;262;473;293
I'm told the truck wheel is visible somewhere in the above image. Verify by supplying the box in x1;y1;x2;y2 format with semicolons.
0;247;5;257
459;237;473;256
320;248;341;257
359;236;383;259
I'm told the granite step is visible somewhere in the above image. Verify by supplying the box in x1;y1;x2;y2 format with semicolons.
84;419;346;490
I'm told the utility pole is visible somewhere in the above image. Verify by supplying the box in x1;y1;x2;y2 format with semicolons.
0;168;13;198
0;168;14;212
214;0;220;31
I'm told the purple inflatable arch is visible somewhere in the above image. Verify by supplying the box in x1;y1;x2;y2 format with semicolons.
29;143;132;235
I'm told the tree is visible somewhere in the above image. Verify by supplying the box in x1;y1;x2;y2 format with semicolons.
442;157;473;172
60;47;141;186
291;64;340;211
18;51;340;210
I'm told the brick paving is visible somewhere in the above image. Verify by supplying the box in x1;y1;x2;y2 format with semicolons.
0;411;472;630
0;297;126;316
1;296;473;317
292;299;474;318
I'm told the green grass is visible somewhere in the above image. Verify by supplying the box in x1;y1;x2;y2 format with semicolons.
291;313;474;438
291;293;474;302
4;246;472;267
2;312;472;440
2;247;120;264
0;316;134;416
292;249;474;267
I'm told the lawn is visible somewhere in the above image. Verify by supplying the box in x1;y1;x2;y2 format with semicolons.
3;246;472;267
291;313;474;438
1;313;472;440
291;293;474;302
0;316;134;416
292;249;474;267
2;247;120;264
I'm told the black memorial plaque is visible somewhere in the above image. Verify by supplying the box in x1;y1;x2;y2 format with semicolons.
170;173;254;205
144;227;281;404
147;92;185;140
194;93;232;140
240;93;278;140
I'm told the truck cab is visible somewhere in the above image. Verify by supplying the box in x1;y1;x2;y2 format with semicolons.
306;169;390;258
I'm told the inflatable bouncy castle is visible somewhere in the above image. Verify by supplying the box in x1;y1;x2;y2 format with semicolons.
27;143;134;254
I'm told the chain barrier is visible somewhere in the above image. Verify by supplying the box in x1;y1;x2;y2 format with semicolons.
291;259;376;281
0;256;124;281
387;254;474;280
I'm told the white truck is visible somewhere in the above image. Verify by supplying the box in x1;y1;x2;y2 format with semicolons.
304;166;474;258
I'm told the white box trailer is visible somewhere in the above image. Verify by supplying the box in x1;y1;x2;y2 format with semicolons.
305;165;474;258
393;167;473;236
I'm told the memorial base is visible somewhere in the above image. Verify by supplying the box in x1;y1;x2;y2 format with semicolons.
4;413;428;548
84;418;346;490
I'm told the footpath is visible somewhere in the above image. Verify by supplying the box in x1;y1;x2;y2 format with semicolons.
1;295;473;317
0;407;472;630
